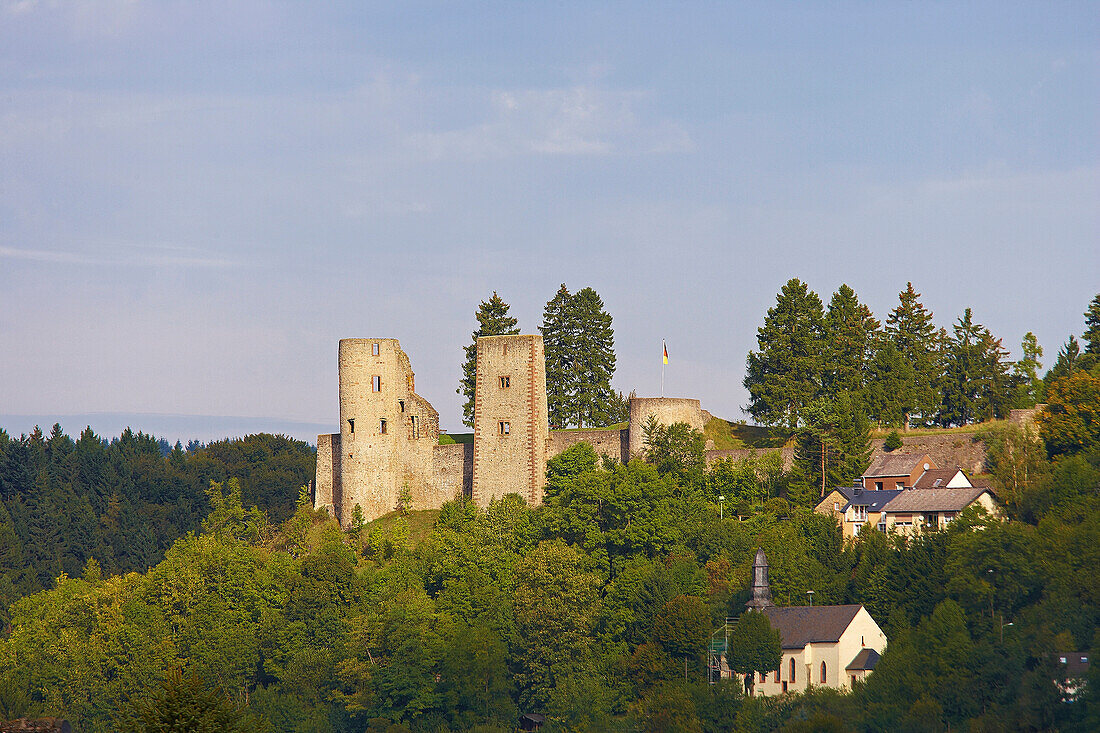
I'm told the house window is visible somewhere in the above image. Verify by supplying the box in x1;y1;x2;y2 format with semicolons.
347;418;354;434
372;375;382;392
372;343;379;356
500;375;510;388
833;502;839;511
820;662;827;683
411;415;419;439
854;505;868;521
896;481;904;490
851;675;857;687
877;521;887;533
789;657;795;683
499;421;510;435
380;419;387;434
875;481;883;490
759;671;766;683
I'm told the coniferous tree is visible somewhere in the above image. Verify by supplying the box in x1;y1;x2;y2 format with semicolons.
1011;332;1045;408
885;282;939;429
939;309;1012;426
822;284;881;406
1083;294;1100;354
790;395;871;504
568;287;617;427
458;292;519;427
744;278;826;429
541;285;618;428
542;284;575;428
1043;336;1080;391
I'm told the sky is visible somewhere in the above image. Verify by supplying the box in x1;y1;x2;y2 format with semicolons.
1;1;1097;444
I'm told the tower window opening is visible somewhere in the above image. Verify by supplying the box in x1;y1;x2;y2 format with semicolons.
399;400;405;412
411;415;419;439
372;343;379;356
499;421;510;435
380;419;387;434
500;375;510;388
372;375;382;392
348;418;354;433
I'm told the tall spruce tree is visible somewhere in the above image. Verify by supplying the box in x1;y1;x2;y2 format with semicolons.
541;286;618;428
1011;332;1045;408
1083;294;1100;354
541;284;575;429
938;308;1012;426
822;284;881;405
744;278;825;429
568;287;617;427
458;292;519;427
1043;336;1080;391
885;282;939;429
865;339;916;427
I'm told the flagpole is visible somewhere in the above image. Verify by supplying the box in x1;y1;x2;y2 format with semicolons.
661;340;665;398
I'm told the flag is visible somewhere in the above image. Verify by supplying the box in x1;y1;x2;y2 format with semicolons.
663;341;668;365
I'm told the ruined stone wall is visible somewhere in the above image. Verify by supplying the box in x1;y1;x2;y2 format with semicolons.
627;397;705;459
314;432;340;513
705;445;794;471
433;442;473;502
548;428;628;463
472;335;549;507
332;338;441;526
869;432;988;475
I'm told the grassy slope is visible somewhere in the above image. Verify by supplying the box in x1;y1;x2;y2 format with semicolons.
366;509;441;545
704;417;790;449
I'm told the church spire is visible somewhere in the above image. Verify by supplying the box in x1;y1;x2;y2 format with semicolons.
746;547;773;610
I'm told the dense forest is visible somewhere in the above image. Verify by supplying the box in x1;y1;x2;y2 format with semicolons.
0;291;1096;732
0;427;314;623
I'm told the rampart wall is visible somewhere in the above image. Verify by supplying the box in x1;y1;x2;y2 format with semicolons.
433;442;473;502
548;428;628;464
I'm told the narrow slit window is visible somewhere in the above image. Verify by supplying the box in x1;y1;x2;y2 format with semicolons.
820;662;827;683
372;343;379;356
372;375;382;392
411;415;419;439
380;418;387;435
500;375;510;388
499;421;510;435
399;400;405;412
347;418;355;433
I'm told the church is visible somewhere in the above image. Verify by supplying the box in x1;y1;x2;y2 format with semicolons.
730;549;888;695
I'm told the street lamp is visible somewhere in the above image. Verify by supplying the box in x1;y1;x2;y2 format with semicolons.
719;495;725;520
806;590;815;607
1000;619;1014;643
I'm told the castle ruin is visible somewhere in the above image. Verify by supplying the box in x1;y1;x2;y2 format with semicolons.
316;335;720;526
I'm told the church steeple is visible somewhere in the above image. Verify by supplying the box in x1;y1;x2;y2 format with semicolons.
746;547;773;610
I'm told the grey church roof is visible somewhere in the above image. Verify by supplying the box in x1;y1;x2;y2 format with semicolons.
762;605;864;650
846;648;881;671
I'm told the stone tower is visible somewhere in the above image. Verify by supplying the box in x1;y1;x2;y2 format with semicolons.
471;334;549;507
317;338;440;525
746;547;774;610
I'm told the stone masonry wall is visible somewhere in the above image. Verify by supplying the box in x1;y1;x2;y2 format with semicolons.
548;428;628;464
869;432;988;475
627;397;705;459
314;432;340;513
472;335;549;507
433;442;473;502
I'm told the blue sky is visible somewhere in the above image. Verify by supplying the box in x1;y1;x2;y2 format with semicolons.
1;1;1097;442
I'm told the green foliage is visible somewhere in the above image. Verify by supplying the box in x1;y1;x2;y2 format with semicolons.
938;308;1013;426
541;285;619;428
822;284;881;407
885;282;940;427
1012;331;1045;407
744;279;825;429
883;430;903;452
1038;369;1100;457
789;395;871;505
641;417;706;486
726;611;782;693
1084;294;1100;354
458;292;520;428
118;668;269;733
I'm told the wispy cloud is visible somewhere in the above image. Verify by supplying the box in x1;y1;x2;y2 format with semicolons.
0;242;239;269
408;86;693;161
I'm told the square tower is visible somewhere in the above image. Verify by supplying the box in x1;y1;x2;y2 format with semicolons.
472;334;549;507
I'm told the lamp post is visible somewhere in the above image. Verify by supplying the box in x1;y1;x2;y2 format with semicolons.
1000;618;1014;644
806;590;815;607
719;495;725;520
